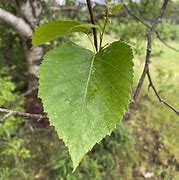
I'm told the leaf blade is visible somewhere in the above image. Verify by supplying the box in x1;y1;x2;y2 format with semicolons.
32;21;99;46
38;41;134;170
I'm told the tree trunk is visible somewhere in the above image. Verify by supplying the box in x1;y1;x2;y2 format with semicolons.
23;41;44;88
0;1;44;89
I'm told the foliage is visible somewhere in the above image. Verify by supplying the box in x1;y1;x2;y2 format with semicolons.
0;27;26;89
0;74;28;179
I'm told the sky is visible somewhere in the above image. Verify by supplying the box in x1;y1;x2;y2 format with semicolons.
55;0;111;5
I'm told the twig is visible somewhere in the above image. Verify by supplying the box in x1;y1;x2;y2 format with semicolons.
99;8;109;51
123;2;179;53
122;0;179;118
0;111;15;122
132;0;170;103
132;31;152;103
151;0;169;30
155;32;179;52
123;2;151;29
128;0;179;115
86;0;98;51
147;71;179;115
0;107;46;123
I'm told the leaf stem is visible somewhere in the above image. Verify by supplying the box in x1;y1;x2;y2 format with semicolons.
99;8;109;51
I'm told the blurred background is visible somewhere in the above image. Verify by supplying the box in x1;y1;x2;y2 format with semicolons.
0;0;179;179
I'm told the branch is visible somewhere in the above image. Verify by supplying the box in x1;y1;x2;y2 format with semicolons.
123;2;151;29
132;0;170;102
86;0;98;51
128;0;178;115
0;108;46;123
123;2;179;52
132;31;152;102
0;8;32;38
49;6;82;11
151;0;169;30
121;0;179;118
155;32;179;52
147;71;179;115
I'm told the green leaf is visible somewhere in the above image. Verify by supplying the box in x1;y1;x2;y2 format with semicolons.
38;41;133;170
32;21;99;46
109;3;123;14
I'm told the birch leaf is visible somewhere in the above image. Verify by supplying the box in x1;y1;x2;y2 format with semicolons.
38;41;133;170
